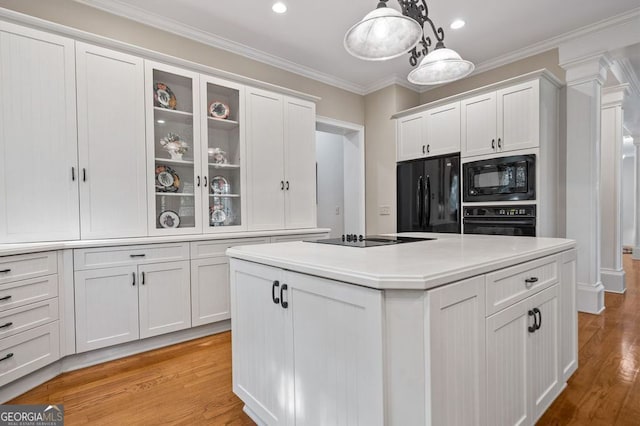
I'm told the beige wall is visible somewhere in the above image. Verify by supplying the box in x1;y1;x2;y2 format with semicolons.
365;85;420;234
419;49;565;104
0;0;365;125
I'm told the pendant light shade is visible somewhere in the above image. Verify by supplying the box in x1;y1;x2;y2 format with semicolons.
407;47;474;85
344;4;422;61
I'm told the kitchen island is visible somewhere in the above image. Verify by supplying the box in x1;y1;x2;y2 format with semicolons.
227;233;577;426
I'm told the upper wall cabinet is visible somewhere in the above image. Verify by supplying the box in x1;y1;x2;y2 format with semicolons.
200;76;246;233
0;22;79;243
145;61;203;235
76;43;147;239
396;101;461;162
461;80;540;157
246;88;317;231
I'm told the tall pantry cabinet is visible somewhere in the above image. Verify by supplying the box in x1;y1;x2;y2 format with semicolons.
0;22;79;243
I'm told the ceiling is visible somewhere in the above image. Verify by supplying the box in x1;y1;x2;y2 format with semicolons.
79;0;639;95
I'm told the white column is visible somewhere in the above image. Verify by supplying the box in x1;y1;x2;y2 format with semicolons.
562;54;609;314
634;138;640;260
600;85;628;293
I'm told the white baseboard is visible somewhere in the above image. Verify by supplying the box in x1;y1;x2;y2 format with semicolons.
0;321;230;403
600;268;626;293
243;405;268;426
576;281;605;314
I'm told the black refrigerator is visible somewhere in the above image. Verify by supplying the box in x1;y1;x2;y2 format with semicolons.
397;154;461;233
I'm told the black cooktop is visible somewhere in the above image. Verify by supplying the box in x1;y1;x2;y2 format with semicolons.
307;234;436;248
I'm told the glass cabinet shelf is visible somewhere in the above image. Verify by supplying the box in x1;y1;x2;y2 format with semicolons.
209;194;240;198
208;163;240;169
207;116;239;129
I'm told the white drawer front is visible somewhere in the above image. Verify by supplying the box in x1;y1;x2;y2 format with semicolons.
74;242;190;270
0;251;57;285
270;233;328;243
0;322;60;388
0;299;59;340
190;238;270;259
0;276;58;312
486;255;559;316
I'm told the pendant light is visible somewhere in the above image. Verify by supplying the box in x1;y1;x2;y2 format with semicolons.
344;1;423;61
344;0;474;85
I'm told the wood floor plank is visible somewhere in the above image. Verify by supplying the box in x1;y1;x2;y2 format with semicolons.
9;254;640;425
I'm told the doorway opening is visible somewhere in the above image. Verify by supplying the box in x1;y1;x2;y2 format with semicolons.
315;117;365;238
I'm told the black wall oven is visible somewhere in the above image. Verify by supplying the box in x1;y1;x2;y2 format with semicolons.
463;205;536;237
463;154;535;202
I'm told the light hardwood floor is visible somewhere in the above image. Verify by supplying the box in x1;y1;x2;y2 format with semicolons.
10;255;640;425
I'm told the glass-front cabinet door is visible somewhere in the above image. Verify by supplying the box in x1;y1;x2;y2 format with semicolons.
200;76;246;232
145;61;202;235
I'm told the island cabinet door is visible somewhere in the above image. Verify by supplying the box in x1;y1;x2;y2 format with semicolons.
284;271;384;426
230;260;290;426
428;276;486;426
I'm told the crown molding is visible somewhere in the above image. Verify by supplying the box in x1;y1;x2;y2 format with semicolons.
610;58;640;97
74;0;369;95
75;1;638;97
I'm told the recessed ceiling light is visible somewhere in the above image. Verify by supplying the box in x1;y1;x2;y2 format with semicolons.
272;2;287;14
156;119;166;124
450;19;465;30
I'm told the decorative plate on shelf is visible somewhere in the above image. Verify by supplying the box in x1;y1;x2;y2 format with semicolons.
210;176;229;194
154;82;177;110
210;207;227;224
159;210;180;228
155;165;180;192
209;101;230;119
208;147;227;164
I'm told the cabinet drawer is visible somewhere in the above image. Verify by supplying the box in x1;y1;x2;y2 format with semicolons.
190;238;270;259
0;251;57;285
0;322;60;388
0;275;58;312
74;242;190;270
486;255;558;316
270;233;328;243
0;299;58;339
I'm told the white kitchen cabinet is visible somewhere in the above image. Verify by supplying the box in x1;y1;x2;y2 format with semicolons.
486;284;560;426
76;42;147;239
190;257;230;326
230;260;384;426
74;265;139;352
0;22;79;243
246;89;317;231
145;60;203;235
231;260;289;425
425;101;461;157
462;80;540;158
396;112;425;161
138;261;191;338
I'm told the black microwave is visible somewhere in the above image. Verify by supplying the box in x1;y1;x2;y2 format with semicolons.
462;154;536;202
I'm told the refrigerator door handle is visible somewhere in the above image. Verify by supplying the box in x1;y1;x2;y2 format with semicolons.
425;175;431;227
416;176;423;227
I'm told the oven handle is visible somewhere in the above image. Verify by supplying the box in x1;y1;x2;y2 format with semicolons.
463;218;536;226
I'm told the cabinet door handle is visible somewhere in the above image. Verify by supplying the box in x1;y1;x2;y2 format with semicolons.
524;277;538;289
426;144;430;154
0;322;13;329
204;176;208;187
285;181;290;190
534;307;541;330
497;138;502;149
272;280;280;304
197;176;201;187
141;272;146;285
491;139;495;150
0;269;10;273
132;272;136;286
280;284;289;309
280;181;285;190
527;310;536;333
72;167;76;181
0;353;13;362
0;295;11;301
82;168;87;182
129;254;146;258
422;145;426;154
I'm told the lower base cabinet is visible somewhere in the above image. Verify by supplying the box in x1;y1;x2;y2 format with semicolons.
191;258;231;327
75;260;191;353
230;259;384;426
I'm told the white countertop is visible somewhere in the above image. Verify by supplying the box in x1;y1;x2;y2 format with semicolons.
0;228;330;257
227;233;576;290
